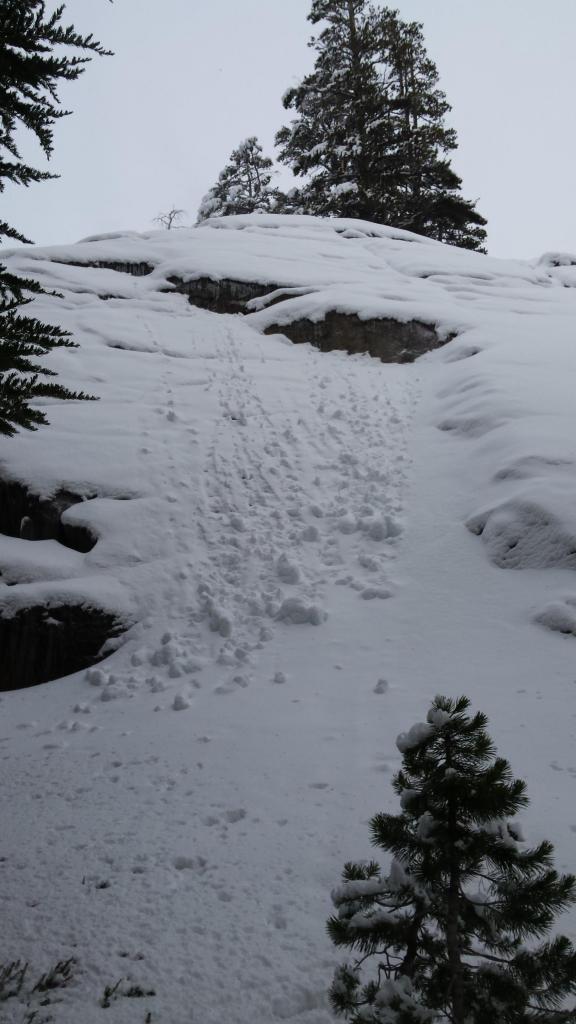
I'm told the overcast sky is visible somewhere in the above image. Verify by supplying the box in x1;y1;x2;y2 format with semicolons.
6;0;576;258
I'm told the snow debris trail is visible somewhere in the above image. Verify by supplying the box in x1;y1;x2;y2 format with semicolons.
0;285;417;1022
2;216;576;1022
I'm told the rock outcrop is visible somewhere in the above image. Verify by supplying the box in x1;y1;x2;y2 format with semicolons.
0;602;124;691
168;275;277;315
0;478;96;552
263;312;444;363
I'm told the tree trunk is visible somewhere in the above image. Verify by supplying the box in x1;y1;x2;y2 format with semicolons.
446;737;466;1024
399;908;425;978
346;0;370;215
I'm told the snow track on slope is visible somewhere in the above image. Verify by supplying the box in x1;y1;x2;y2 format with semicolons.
0;285;417;1023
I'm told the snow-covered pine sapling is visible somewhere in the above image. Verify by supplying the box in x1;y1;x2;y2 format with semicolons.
196;137;281;222
327;695;576;1024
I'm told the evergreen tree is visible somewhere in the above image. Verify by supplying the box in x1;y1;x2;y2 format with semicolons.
197;137;281;223
0;1;110;436
277;2;487;249
276;0;382;221
328;695;576;1023
371;10;486;250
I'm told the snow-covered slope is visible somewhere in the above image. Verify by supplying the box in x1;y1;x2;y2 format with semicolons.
1;216;576;1023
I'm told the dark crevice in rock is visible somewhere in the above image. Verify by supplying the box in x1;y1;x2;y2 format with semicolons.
264;313;447;364
166;275;277;314
0;604;126;690
0;479;96;553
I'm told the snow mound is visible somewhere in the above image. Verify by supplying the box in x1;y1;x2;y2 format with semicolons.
535;597;576;637
536;251;576;287
467;489;576;571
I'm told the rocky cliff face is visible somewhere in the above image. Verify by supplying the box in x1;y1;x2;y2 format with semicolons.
0;479;129;689
0;602;124;691
51;262;448;361
263;312;443;362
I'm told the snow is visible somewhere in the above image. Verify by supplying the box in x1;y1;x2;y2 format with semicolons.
373;977;435;1022
0;575;133;620
331;877;386;905
0;535;84;585
2;213;576;1022
396;722;434;753
426;707;451;728
275;597;326;626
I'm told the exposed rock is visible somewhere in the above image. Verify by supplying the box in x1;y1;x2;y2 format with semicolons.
55;259;153;277
51;259;448;361
264;313;444;364
168;279;445;361
0;603;126;691
0;478;96;553
59;260;281;316
167;275;278;314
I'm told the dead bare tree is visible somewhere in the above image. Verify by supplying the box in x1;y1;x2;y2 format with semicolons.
153;207;186;230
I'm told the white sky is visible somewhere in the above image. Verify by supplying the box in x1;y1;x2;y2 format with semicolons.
5;0;576;258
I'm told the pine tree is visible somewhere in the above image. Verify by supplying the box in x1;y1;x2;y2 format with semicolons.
197;137;281;223
276;0;382;221
328;695;576;1023
372;11;486;250
0;1;110;436
276;2;487;249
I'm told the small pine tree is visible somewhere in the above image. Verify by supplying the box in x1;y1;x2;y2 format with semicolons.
196;137;281;222
277;2;487;249
328;695;576;1023
0;269;95;436
0;1;110;436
